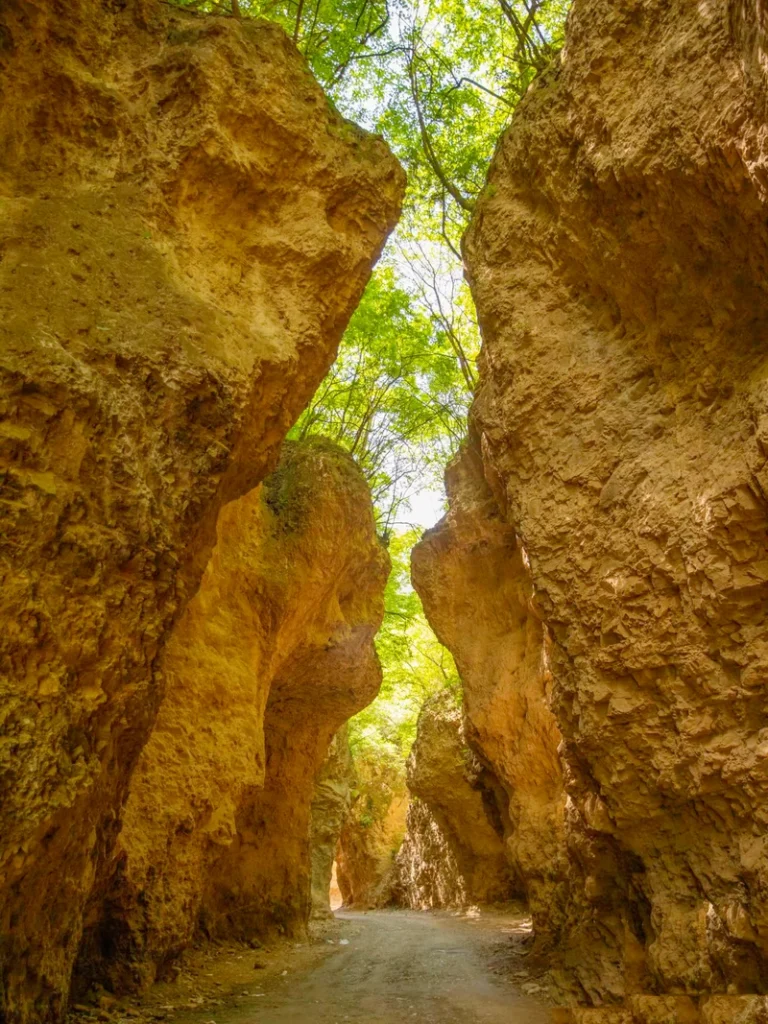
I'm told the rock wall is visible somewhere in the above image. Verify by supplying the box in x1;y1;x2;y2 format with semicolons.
391;798;466;910
195;444;388;946
336;756;408;909
422;0;768;1006
397;690;519;908
412;448;568;933
0;1;403;1017
309;726;355;922
76;440;388;991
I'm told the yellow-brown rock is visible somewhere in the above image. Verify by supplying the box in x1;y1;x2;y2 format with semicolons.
310;726;355;922
336;755;408;909
445;0;768;1005
396;689;520;908
412;445;568;929
392;798;465;910
0;1;403;1016
76;440;388;991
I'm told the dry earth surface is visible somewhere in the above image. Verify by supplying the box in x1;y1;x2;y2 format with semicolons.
68;908;552;1024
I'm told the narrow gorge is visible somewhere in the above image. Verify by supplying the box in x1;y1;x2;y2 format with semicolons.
2;0;768;1023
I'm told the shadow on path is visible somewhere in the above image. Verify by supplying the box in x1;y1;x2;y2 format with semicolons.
204;908;551;1024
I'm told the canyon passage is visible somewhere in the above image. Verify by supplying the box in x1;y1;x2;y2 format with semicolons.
162;909;551;1024
2;1;768;1023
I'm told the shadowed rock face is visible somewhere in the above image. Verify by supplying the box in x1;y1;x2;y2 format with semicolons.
0;1;403;1016
310;727;355;922
419;0;768;1005
76;441;388;992
392;799;465;910
198;487;387;947
336;758;408;909
395;689;520;909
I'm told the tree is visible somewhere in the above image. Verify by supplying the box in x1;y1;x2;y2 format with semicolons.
169;0;572;762
171;0;393;91
349;529;460;764
290;268;467;533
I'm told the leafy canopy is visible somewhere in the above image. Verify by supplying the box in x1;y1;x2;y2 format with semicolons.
290;268;467;532
349;530;460;770
170;0;571;762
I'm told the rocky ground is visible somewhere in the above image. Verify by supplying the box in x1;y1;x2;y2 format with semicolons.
68;908;552;1024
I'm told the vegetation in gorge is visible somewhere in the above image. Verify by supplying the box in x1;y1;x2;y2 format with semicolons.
350;530;460;765
173;0;571;760
287;0;570;769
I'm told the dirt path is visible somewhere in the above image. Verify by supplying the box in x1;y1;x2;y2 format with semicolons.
172;909;552;1024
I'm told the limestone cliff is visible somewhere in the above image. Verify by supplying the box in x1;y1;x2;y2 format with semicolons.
0;1;403;1017
396;690;519;909
336;756;408;909
426;0;768;1005
310;727;355;922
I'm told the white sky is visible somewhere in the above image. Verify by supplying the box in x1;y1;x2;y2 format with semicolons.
402;483;446;531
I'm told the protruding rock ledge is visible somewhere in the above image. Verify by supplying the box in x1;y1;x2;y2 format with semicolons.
412;443;568;930
424;0;768;1006
77;440;388;993
0;2;403;1017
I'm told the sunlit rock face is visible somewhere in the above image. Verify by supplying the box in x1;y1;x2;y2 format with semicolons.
434;0;768;1005
0;0;403;1016
412;447;569;932
336;759;408;909
394;689;520;909
77;442;387;992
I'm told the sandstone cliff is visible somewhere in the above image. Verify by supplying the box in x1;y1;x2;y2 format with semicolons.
0;2;403;1017
412;446;569;939
395;690;519;909
76;440;388;991
310;727;355;922
422;0;768;1006
336;755;408;909
392;798;465;910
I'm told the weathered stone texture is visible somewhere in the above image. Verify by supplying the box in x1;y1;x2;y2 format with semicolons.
412;448;568;933
435;0;768;1005
336;757;408;910
76;441;387;991
396;689;519;909
0;1;403;1017
391;798;466;910
310;726;355;922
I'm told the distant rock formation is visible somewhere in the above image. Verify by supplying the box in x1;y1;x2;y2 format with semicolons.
310;726;355;922
393;690;520;909
336;755;408;909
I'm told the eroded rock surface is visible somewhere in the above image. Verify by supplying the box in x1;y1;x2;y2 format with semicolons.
392;798;465;910
395;690;519;909
336;756;408;909
310;727;354;922
77;441;388;991
0;2;402;1016
412;448;568;932
425;0;768;1005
